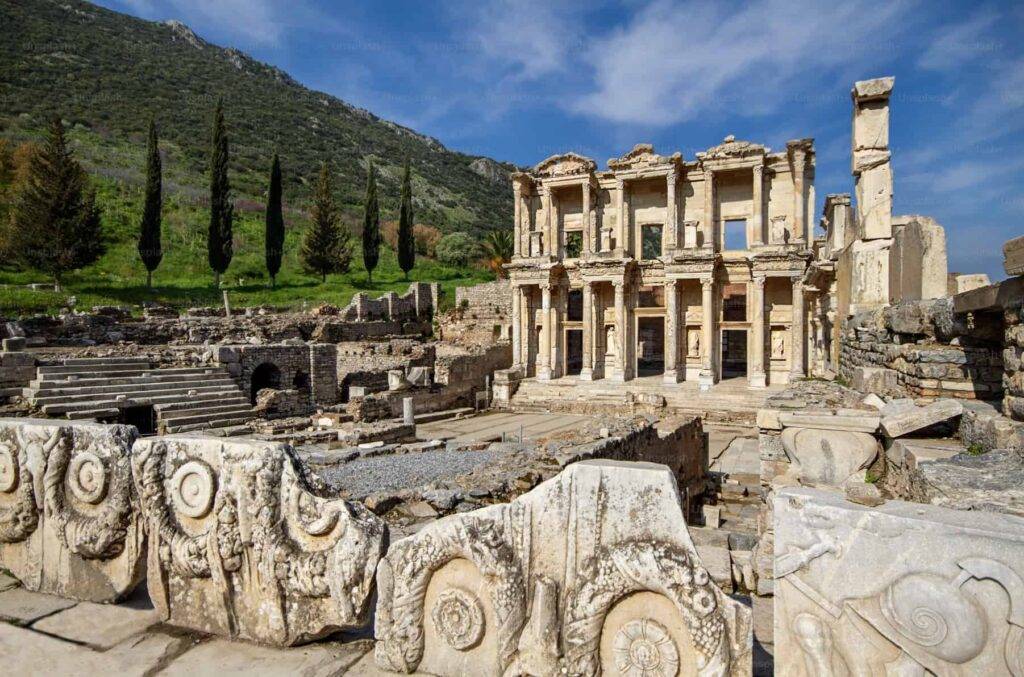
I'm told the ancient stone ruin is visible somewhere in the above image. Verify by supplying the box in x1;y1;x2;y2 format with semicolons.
2;77;1023;676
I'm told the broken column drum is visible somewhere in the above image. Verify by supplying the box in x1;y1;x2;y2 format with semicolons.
132;436;386;646
0;418;144;602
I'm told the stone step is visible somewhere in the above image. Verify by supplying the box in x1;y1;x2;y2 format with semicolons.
37;363;151;376
31;378;238;402
66;407;121;420
60;356;152;366
155;396;250;413
159;406;253;428
40;387;245;415
32;367;227;388
165;415;253;434
413;407;475;424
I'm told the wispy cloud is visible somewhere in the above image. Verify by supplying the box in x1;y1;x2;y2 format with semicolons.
917;9;1001;70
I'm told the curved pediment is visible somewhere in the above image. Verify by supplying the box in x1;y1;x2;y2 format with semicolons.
533;152;596;178
607;143;681;170
698;135;767;162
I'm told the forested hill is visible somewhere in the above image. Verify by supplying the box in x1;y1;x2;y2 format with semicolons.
0;0;514;237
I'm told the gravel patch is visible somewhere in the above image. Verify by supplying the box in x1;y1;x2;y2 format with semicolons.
318;448;504;496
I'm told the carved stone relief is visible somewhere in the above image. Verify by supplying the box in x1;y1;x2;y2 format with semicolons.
132;435;385;646
774;486;1024;676
781;427;878;486
374;460;752;676
771;329;787;360
0;418;143;602
688;328;701;358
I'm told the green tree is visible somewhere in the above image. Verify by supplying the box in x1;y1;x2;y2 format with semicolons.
301;162;351;282
362;160;380;284
7;116;105;289
481;228;514;278
138;117;163;289
397;159;415;280
435;231;478;267
265;153;284;288
208;99;233;287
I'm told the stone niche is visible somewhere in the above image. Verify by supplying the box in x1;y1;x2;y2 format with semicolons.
774;486;1024;676
374;459;752;676
132;436;385;646
0;418;143;602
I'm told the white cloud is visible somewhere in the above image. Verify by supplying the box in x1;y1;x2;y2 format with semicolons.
571;0;913;126
917;9;1000;71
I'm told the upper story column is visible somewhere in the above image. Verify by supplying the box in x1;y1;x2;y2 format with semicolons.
702;169;715;250
615;178;626;252
751;165;764;246
664;170;678;256
540;186;553;256
581;180;592;256
787;139;813;244
512;182;523;257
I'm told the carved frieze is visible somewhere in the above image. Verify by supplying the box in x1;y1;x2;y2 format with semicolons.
132;436;385;646
533;152;597;178
0;418;143;602
608;143;682;172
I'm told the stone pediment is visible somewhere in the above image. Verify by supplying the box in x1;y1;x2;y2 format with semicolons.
532;152;596;178
697;135;766;162
607;143;681;171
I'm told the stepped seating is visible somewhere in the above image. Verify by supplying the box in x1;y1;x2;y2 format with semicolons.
25;356;253;434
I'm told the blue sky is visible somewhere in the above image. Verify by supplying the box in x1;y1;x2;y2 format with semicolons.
97;0;1023;280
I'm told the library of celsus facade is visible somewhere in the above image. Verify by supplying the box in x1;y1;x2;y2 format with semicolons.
507;135;818;390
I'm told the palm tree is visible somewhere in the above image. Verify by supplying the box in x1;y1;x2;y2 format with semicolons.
481;229;514;279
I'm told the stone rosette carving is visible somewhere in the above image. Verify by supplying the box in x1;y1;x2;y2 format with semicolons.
0;418;143;602
374;459;751;676
132;435;385;646
774;486;1024;676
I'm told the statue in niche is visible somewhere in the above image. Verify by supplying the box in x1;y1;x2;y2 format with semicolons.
687;329;701;358
771;330;786;359
605;324;618;360
770;215;789;244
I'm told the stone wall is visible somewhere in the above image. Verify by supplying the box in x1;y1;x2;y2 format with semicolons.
438;279;512;346
839;298;1003;400
216;344;321;411
889;214;948;302
0;338;34;401
1005;295;1024;421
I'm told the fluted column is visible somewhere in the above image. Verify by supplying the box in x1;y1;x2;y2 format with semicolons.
790;276;805;380
580;282;594;380
749;275;766;388
610;280;626;382
511;285;522;367
702;169;715;249
699;277;716;391
752;165;764;246
582;181;592;256
664;170;677;256
663;280;680;383
538;282;552;380
615;178;626;253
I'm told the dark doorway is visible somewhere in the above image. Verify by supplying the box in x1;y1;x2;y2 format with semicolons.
120;405;156;435
565;329;583;375
722;329;748;377
636;317;665;376
250;362;282;404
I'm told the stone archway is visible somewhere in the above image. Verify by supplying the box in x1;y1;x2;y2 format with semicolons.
250;362;282;404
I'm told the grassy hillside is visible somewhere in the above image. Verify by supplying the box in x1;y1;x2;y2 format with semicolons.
0;0;510;315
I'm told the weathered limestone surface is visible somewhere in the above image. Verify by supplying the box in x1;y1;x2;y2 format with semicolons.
374;459;752;676
1006;235;1024;277
0;418;144;602
780;427;878;486
879;398;963;438
889;215;948;302
132;435;386;646
774;486;1024;676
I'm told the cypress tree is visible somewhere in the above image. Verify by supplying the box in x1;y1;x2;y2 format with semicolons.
397;158;415;280
208;99;233;287
8;115;106;289
138;117;163;289
362;160;380;284
301;162;351;282
265;153;284;288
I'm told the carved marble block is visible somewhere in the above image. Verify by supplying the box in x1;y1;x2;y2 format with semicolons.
774;486;1024;676
132;436;385;646
374;459;752;676
0;418;143;602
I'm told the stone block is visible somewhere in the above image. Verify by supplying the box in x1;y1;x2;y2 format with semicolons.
33;599;160;649
1005;234;1024;277
774;485;1024;676
850;366;897;395
756;408;782;430
880;398;963;438
781;427;879;486
2;337;26;352
948;272;991;295
0;418;143;602
132;435;386;646
0;587;76;624
855;162;892;240
373;459;752;676
778;410;880;433
844;238;892;310
889;215;948;302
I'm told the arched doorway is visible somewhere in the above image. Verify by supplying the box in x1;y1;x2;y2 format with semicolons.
250;362;282;404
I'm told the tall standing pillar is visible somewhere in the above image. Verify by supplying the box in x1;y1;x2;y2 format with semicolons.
751;165;764;246
663;280;680;384
749;275;766;388
580;282;594;380
615;178;626;253
790;276;805;380
699;277;716;391
664;170;677;256
542;187;553;256
787;141;809;244
610;280;626;382
511;284;522;368
552;283;565;378
513;183;522;257
538;283;552;380
702;169;715;249
581;181;592;256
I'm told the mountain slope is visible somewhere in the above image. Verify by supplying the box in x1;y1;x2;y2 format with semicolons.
0;0;514;237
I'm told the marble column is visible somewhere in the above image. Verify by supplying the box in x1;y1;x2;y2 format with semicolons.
664;170;677;256
542;187;553;256
790;276;805;380
552;283;565;378
513;184;522;257
791;150;807;243
580;282;594;380
538;283;552;380
610;280;626;382
702;169;715;249
749;275;766;388
699;277;716;391
511;285;522;368
581;181;592;256
751;165;764;246
663;280;680;384
615;178;626;252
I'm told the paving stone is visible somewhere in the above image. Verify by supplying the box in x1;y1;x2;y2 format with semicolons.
32;600;160;649
0;587;76;624
0;573;19;593
160;637;373;676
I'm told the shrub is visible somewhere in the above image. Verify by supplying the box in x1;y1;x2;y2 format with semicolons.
435;231;478;267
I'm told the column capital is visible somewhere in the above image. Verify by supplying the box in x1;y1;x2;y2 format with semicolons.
612;279;625;291
753;164;764;177
752;275;766;288
615;177;625;190
539;281;552;292
666;169;678;186
790;274;804;288
700;277;714;290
